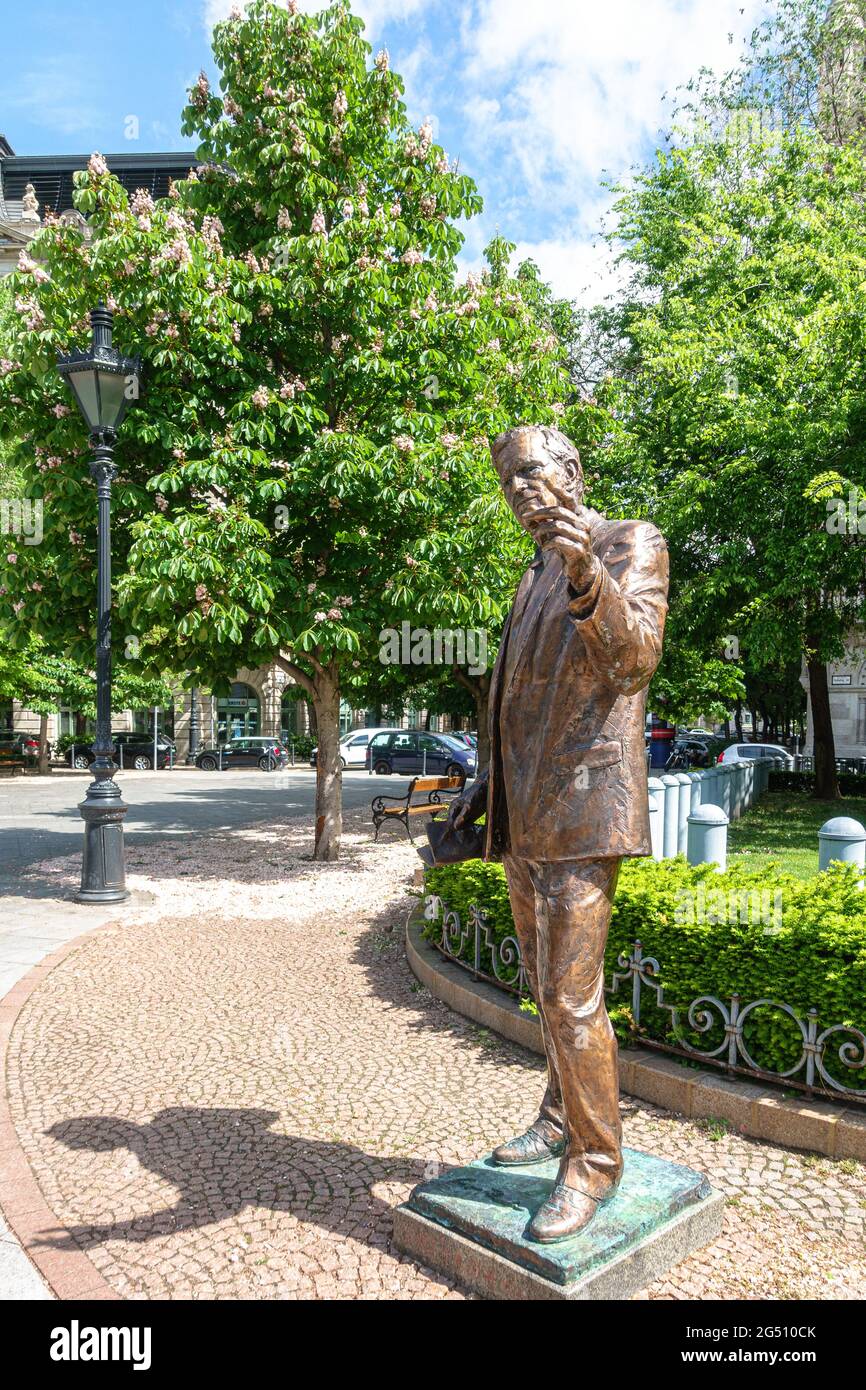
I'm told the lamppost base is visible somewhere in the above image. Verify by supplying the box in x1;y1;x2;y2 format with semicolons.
77;779;129;903
74;887;130;905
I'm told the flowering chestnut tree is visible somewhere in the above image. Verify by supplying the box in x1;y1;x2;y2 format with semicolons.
0;0;569;858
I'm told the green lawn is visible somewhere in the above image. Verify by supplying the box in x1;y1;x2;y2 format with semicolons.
727;790;866;879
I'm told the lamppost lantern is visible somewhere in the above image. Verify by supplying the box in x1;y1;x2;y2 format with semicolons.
56;302;141;903
57;302;140;442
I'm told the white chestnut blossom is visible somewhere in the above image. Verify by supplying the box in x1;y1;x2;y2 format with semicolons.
17;251;49;284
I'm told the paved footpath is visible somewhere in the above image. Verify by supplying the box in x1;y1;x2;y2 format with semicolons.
0;807;864;1300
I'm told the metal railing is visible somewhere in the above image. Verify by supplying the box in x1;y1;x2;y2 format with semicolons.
422;894;866;1103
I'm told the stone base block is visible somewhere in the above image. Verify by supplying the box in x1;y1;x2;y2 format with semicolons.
393;1147;725;1301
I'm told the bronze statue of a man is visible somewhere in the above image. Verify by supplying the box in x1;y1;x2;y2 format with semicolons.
449;425;669;1242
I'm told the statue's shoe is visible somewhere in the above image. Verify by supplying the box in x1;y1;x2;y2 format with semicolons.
491;1122;565;1166
528;1180;620;1243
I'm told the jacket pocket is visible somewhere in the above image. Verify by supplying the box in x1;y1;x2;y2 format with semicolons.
571;738;623;769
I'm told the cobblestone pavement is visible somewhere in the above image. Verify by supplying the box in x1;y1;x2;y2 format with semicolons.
3;810;865;1300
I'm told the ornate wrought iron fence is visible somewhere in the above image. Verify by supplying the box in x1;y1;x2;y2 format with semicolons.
422;894;866;1104
423;894;526;995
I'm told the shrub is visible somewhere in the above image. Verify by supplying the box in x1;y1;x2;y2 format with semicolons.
424;856;866;1090
284;733;316;760
770;770;866;796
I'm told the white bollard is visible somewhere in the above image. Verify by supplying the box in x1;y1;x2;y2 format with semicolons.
647;777;664;862
688;770;703;815
676;772;691;854
736;760;747;817
661;774;680;859
687;803;729;872
817;817;866;881
717;764;732;820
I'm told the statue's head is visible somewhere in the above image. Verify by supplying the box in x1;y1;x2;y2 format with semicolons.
491;425;583;535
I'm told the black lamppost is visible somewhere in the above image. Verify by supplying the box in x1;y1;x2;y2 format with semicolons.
57;303;140;903
187;686;201;763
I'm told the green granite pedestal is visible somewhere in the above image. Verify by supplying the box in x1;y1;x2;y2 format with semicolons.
393;1147;724;1300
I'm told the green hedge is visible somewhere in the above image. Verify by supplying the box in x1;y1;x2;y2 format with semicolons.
424;857;866;1091
769;770;866;796
284;733;316;759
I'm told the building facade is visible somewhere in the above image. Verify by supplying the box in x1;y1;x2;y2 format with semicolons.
800;637;866;760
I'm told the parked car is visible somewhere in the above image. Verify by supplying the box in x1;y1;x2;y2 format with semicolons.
66;732;176;770
309;727;391;770
366;729;477;778
717;742;791;766
0;731;41;764
195;736;288;772
448;731;477;749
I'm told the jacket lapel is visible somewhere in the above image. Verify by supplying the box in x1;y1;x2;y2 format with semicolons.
503;554;562;694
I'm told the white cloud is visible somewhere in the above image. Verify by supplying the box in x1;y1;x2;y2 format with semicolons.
512;236;625;306
452;0;768;300
461;0;768;185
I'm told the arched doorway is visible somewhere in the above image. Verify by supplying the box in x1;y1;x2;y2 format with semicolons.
217;683;260;742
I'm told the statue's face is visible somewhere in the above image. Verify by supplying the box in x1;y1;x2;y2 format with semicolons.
497;436;582;535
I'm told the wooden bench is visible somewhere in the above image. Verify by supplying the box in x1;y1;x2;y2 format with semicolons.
372;773;466;843
0;759;26;778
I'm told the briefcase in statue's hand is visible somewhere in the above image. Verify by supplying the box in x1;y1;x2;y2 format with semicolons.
417;818;485;868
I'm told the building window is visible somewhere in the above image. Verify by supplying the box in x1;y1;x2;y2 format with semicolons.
131;706;175;737
0;701;12;734
57;707;93;737
217;683;260;741
281;692;303;739
857;698;866;747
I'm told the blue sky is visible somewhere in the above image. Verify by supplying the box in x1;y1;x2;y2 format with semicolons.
3;0;768;301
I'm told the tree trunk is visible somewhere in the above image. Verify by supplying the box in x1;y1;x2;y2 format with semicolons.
38;713;50;776
312;667;342;860
307;700;317;736
807;654;840;800
453;666;491;774
474;674;491;774
734;702;744;740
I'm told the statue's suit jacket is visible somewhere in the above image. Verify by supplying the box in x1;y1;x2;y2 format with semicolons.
483;509;669;863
